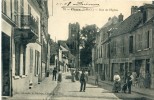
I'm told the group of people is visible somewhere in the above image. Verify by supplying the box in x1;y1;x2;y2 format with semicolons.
53;68;89;92
113;72;133;94
112;71;151;94
52;67;151;94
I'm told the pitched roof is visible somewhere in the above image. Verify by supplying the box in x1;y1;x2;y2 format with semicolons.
58;40;70;50
111;12;143;37
102;16;119;28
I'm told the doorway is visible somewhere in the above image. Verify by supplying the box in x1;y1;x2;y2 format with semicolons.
2;32;10;96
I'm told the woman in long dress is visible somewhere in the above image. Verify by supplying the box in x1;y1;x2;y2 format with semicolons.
72;70;76;82
57;69;62;83
112;72;121;93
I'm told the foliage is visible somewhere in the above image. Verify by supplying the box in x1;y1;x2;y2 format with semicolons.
80;24;99;66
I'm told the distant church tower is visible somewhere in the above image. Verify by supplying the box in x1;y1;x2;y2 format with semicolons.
67;22;80;68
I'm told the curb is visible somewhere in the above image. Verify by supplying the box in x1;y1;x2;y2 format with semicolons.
88;77;154;99
45;83;59;99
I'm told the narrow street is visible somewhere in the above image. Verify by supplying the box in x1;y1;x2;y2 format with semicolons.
47;73;149;100
47;73;119;100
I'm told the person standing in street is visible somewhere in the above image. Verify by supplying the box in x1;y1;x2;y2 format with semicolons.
112;72;121;93
144;71;151;88
72;70;76;82
52;68;57;81
57;69;62;83
95;72;99;85
80;70;88;92
126;72;132;94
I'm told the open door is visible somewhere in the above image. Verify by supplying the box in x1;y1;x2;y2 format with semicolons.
2;32;10;96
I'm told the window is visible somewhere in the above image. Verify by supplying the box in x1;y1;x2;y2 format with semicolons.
147;31;150;48
20;0;24;14
145;30;152;49
137;34;142;51
2;0;7;14
28;5;31;15
129;36;133;53
14;0;18;25
149;29;152;48
114;41;117;55
119;38;124;54
15;43;21;75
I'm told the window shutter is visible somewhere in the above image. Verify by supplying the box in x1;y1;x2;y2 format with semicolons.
30;48;33;73
149;29;153;48
37;52;41;74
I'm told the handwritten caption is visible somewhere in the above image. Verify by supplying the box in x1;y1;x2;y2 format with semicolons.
56;2;118;12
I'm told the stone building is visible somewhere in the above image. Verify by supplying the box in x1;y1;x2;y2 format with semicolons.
94;15;121;81
67;22;80;69
40;0;50;81
94;3;154;88
58;41;70;72
1;0;50;96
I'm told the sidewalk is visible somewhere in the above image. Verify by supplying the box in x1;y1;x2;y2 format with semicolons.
88;75;154;99
8;75;58;100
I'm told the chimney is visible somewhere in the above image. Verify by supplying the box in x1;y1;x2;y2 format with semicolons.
108;17;111;21
131;6;138;14
118;13;123;22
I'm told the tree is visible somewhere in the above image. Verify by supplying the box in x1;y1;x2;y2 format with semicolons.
80;24;99;67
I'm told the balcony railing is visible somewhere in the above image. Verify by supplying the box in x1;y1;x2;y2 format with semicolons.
20;14;38;34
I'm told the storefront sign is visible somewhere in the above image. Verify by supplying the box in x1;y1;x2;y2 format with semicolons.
111;58;131;63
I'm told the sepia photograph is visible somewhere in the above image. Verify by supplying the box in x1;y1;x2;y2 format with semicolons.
1;0;154;99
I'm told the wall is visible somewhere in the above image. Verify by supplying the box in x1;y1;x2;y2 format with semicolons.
12;0;42;94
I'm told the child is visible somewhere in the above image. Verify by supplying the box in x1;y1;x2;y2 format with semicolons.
122;83;127;93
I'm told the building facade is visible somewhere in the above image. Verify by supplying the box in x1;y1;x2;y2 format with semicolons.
40;0;49;81
58;41;69;72
93;3;154;88
94;15;121;81
1;0;50;96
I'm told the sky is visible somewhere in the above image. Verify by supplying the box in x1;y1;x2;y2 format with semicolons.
48;0;152;41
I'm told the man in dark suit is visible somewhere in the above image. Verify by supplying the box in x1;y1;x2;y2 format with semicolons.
80;70;88;92
52;68;57;81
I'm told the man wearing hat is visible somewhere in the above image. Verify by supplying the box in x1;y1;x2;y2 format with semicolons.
80;70;88;92
127;72;133;94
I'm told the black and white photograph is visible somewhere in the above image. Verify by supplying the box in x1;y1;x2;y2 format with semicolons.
1;0;154;100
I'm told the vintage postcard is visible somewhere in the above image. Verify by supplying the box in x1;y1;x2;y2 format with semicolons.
1;0;154;100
